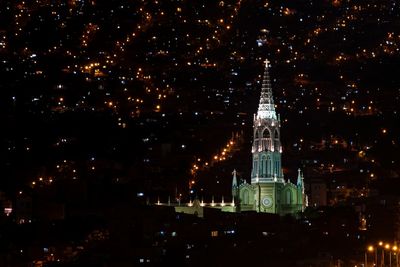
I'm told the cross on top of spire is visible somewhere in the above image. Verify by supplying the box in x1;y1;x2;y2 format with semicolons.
257;59;277;120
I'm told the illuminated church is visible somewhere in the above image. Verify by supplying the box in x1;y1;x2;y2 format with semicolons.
231;59;306;215
169;60;306;217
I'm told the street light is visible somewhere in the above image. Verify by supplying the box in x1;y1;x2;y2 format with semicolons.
393;246;398;267
364;246;374;267
385;244;392;267
367;246;378;267
379;242;385;267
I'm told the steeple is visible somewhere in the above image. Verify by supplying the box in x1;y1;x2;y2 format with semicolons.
297;168;306;211
232;169;238;188
257;59;277;120
297;168;303;187
232;169;239;203
251;58;283;184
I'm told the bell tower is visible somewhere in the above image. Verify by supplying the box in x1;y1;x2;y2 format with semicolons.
251;59;283;184
249;59;284;213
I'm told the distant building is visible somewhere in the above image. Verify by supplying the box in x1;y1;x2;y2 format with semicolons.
232;60;306;215
308;180;327;207
0;191;11;217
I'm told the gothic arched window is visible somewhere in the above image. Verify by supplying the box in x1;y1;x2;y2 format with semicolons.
262;129;271;138
261;155;266;176
243;190;250;205
255;131;260;139
286;190;292;204
266;155;271;176
275;161;280;175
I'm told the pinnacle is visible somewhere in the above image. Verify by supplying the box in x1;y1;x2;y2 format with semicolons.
257;59;277;120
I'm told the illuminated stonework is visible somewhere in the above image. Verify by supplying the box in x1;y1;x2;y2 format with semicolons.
257;59;277;120
232;60;306;216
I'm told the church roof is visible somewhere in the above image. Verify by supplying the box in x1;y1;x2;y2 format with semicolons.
257;59;277;120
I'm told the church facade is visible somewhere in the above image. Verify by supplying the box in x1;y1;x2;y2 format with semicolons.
232;60;306;216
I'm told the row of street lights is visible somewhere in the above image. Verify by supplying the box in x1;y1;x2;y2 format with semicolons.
365;241;399;267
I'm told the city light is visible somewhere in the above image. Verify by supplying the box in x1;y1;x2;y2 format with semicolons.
1;0;399;266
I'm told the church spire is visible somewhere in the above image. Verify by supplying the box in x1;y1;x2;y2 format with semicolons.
257;59;277;120
297;168;306;211
232;169;239;203
232;169;237;188
297;168;303;187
